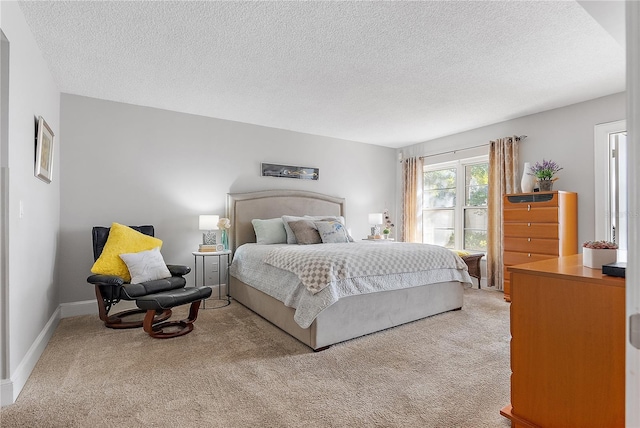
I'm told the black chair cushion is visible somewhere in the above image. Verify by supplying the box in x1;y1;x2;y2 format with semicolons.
92;225;155;261
136;287;213;311
121;276;186;299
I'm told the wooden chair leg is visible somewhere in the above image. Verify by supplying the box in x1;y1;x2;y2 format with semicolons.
143;300;203;339
95;285;171;329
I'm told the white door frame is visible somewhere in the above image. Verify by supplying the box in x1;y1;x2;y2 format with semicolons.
626;2;640;427
594;119;626;242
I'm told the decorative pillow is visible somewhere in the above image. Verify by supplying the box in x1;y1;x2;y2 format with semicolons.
315;221;350;244
119;247;171;284
251;218;287;244
288;220;322;245
308;216;353;242
452;250;471;257
304;215;346;225
281;215;306;244
91;223;163;282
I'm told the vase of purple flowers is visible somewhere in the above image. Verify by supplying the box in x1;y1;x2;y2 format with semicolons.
529;159;563;192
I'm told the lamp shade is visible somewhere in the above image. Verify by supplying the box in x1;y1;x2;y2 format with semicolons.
199;215;219;231
368;213;383;225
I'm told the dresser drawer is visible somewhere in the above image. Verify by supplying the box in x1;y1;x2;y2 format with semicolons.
503;223;559;239
504;237;560;255
504;251;556;266
503;207;558;223
504;193;559;208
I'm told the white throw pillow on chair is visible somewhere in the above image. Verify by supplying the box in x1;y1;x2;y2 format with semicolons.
119;247;171;284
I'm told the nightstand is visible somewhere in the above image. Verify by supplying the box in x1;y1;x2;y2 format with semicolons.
460;253;483;289
192;250;232;309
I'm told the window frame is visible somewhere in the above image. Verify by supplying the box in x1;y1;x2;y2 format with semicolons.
422;155;488;251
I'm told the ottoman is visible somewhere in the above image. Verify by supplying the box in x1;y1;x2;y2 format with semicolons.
136;286;212;338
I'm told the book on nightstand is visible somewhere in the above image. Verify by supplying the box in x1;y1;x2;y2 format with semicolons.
198;244;224;252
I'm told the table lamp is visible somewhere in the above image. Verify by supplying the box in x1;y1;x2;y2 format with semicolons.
199;215;219;245
368;213;383;237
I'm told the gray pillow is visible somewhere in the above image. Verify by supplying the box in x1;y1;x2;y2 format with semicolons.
288;220;322;245
315;221;351;244
251;218;287;244
282;215;306;244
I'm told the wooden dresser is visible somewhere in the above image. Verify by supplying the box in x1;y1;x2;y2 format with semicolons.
502;191;577;301
500;254;625;428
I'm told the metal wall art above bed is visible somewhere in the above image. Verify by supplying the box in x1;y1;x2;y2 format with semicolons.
261;163;319;180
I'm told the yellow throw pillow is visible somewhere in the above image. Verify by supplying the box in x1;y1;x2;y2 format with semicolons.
452;249;471;257
91;223;163;282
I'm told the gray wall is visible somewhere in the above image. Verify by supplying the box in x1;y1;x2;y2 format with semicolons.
59;94;397;304
398;92;626;251
1;1;61;393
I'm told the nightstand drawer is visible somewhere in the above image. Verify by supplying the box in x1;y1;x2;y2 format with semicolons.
503;237;560;255
503;223;559;239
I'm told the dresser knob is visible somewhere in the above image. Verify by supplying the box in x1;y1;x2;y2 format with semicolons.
527;204;531;211
528;223;531;227
528;238;531;242
528;253;531;257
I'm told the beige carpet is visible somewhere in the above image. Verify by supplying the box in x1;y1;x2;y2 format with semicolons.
1;288;512;428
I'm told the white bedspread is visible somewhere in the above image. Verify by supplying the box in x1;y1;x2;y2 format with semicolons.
263;242;469;294
230;242;473;329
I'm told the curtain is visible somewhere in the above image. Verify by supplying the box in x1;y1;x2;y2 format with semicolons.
402;157;424;243
487;136;520;290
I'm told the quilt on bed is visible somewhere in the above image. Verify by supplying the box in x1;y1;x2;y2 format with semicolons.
263;242;468;294
230;242;473;328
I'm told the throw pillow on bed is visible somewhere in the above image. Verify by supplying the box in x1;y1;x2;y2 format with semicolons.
119;247;171;284
281;215;306;244
304;215;346;225
251;218;287;244
288;220;322;244
310;216;354;242
315;220;351;244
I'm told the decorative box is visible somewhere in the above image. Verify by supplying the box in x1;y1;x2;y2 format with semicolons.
582;248;617;269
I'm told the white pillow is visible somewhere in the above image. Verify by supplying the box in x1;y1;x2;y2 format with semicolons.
251;218;287;244
306;215;353;242
314;221;351;244
304;215;346;225
119;247;171;284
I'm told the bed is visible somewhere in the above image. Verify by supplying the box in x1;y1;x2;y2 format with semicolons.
227;189;472;350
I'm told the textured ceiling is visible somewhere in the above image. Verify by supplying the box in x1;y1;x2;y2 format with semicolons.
18;1;625;148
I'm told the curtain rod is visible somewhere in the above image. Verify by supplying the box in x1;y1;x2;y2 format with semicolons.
407;135;527;161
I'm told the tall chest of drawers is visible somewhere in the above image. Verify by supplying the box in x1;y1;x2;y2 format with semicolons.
502;191;577;301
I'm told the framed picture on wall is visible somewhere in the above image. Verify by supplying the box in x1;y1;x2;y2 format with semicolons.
35;116;54;183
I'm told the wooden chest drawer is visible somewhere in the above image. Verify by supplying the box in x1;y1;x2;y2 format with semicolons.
503;207;558;223
503;222;559;239
504;193;559;208
503;237;560;255
504;251;556;266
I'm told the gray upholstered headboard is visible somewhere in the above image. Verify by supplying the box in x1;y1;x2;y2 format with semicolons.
226;190;346;253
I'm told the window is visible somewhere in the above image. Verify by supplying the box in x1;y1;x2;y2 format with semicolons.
423;156;488;252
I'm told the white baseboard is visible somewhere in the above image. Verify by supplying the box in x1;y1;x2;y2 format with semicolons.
0;378;13;407
1;291;224;407
2;306;61;407
2;298;102;407
59;299;98;318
